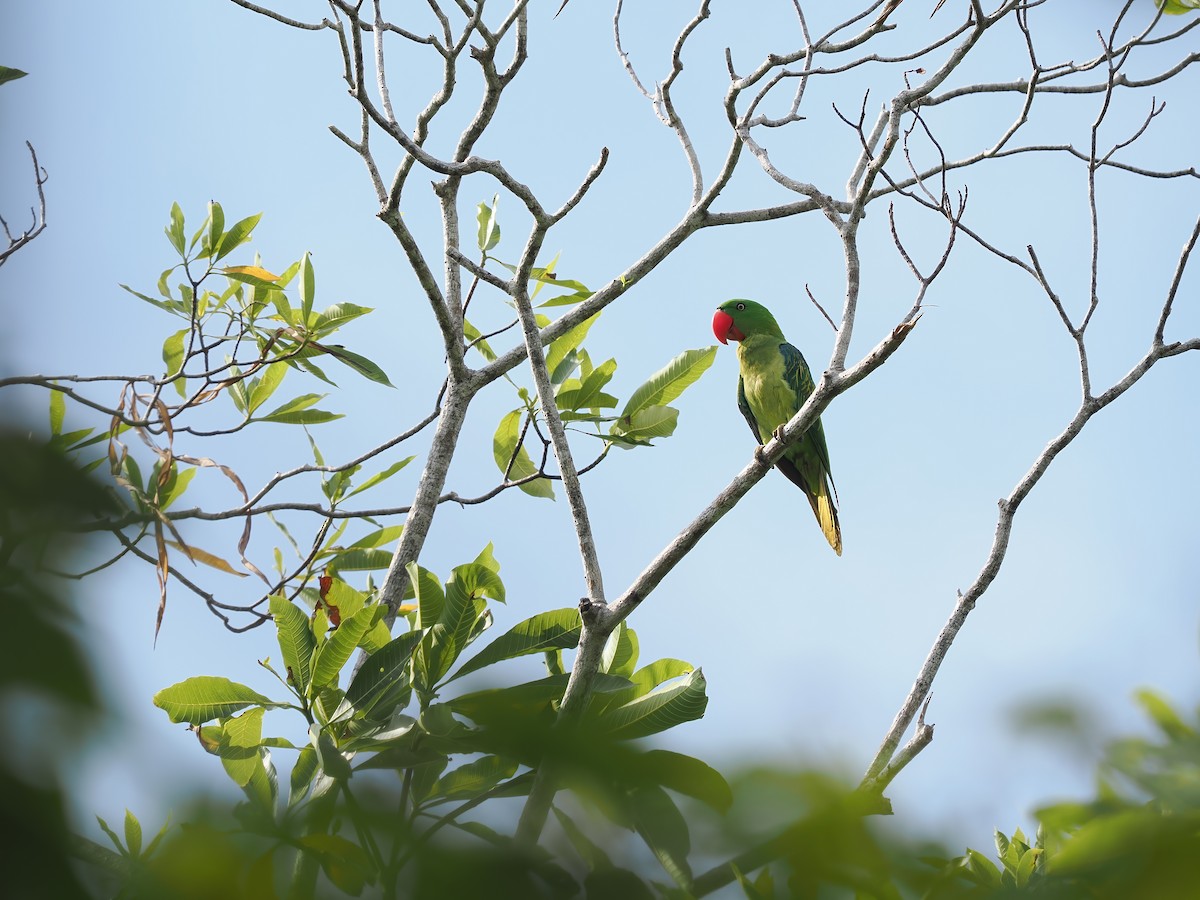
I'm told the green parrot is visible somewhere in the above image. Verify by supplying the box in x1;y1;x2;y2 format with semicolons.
712;299;842;555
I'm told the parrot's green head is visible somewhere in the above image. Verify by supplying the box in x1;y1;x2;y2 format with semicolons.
712;299;785;344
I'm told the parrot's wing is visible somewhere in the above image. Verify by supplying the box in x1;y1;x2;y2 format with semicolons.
736;375;762;443
779;340;836;484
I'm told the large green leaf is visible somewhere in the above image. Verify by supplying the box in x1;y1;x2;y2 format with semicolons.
621;346;716;417
610;405;679;446
449;673;631;727
492;409;554;499
601;622;639;678
217;707;266;787
545;312;599;376
256;393;342;425
556;358;618;412
431;755;519;803
153;676;283;725
214;212;262;262
271;594;316;695
320;344;394;387
299;252;315;323
327;548;393;571
345;630;422;717
288;745;319;809
0;66;28;86
407;562;444;628
427;576;487;685
344;457;415;500
476;195;501;252
246;361;288;415
161;328;186;386
166;202;186;255
631;785;692;888
346;524;405;550
592;658;695;715
450;608;581;682
592;668;708;739
310;606;381;689
634;749;732;813
453;561;506;605
310;302;373;335
205;201;225;260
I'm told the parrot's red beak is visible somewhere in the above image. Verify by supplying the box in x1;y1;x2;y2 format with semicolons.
712;309;745;344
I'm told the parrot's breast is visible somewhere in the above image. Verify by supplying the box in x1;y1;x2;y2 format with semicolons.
737;338;797;443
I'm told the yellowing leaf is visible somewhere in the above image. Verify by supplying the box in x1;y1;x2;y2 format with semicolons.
166;540;249;577
221;265;280;281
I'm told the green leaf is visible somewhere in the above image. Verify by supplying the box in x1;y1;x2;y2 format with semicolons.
636;749;732;813
327;548;392;571
310;302;374;336
161;328;187;396
429;574;488;684
310;724;353;780
450;608;581;682
601;621;638;677
453;561;506;605
631;785;692;888
203;201;225;260
346;524;404;550
310;606;381;689
345;630;422;717
592;658;696;715
473;542;501;573
556;358;618;412
610;406;679;447
289;745;319;809
492;409;554;499
463;318;497;362
246;361;289;416
299;252;315;323
345;457;415;499
152;676;282;725
407;563;445;628
0;66;28;86
320;344;394;387
432;755;518;802
218;707;265;787
545;312;599;376
622;346;716;417
256;393;343;425
214;212;261;262
48;387;65;436
964;848;1003;886
270;595;317;695
299;832;375;895
166;202;186;256
1134;688;1193;740
477;195;501;252
120;283;182;315
593;668;708;739
123;810;143;858
1159;0;1200;14
994;829;1011;864
1015;847;1042;887
538;287;594;308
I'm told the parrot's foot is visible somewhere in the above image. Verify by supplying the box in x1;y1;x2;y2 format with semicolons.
754;445;773;468
771;425;786;443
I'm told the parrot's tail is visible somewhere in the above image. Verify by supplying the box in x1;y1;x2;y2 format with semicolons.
807;477;842;556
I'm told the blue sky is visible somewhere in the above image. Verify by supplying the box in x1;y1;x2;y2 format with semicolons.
3;0;1198;861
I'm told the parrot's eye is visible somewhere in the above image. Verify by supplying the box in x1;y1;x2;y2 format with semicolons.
736;302;746;311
